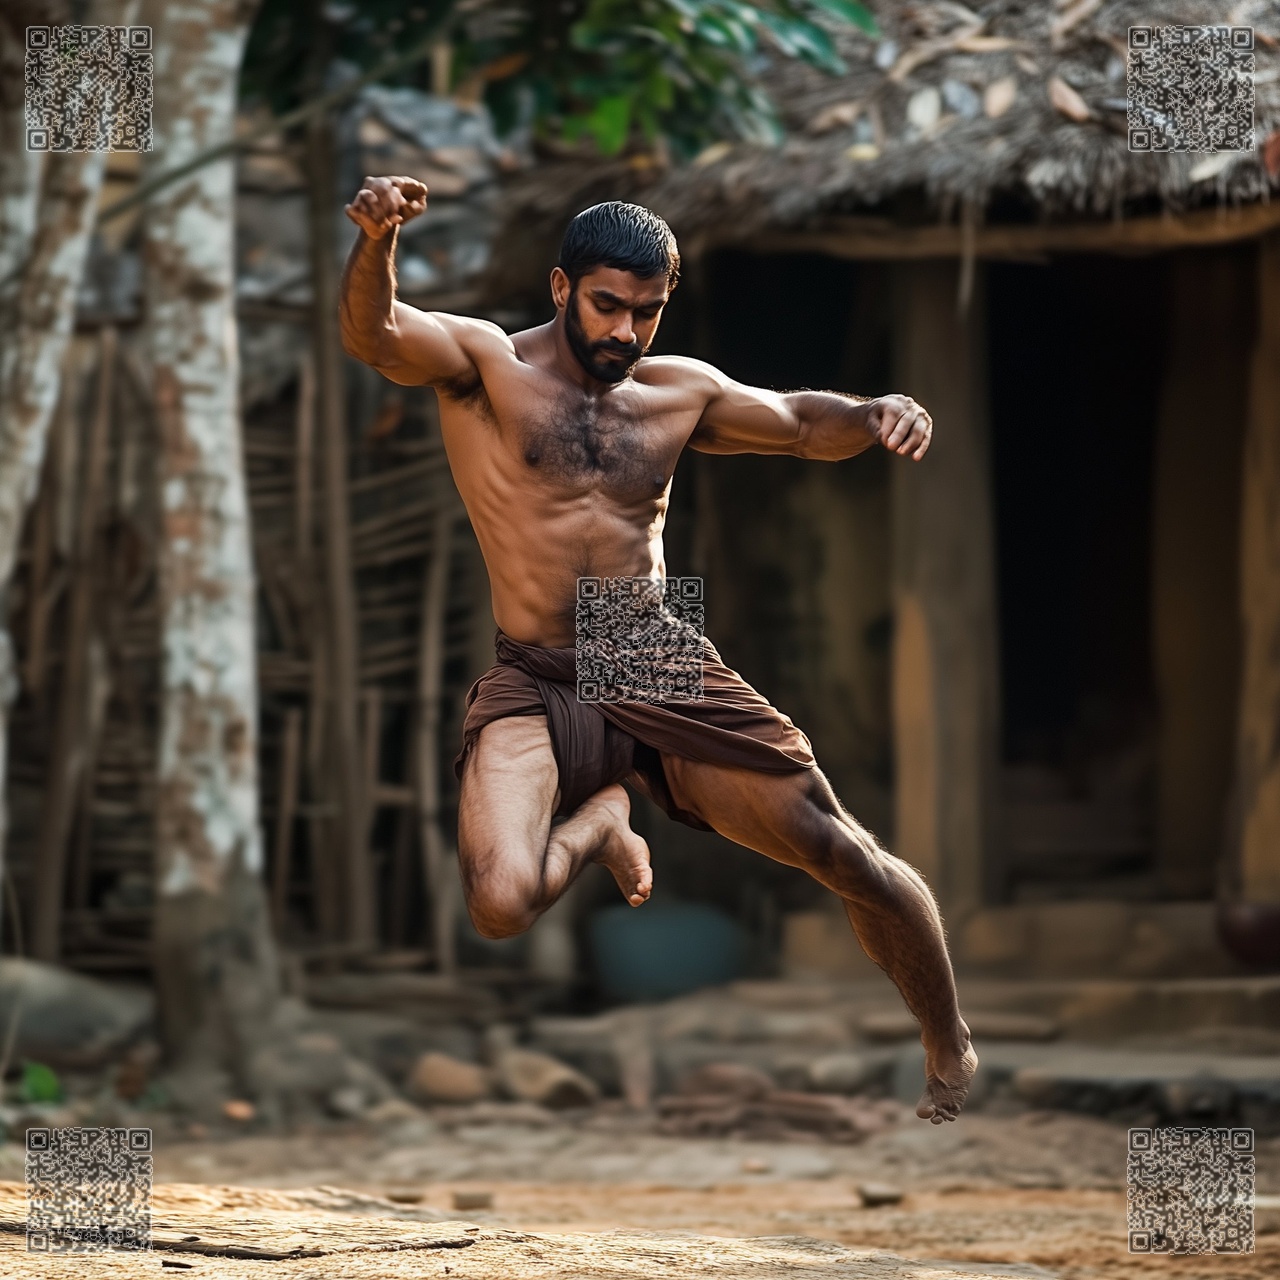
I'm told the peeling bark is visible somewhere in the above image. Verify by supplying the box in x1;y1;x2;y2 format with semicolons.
0;0;133;933
143;0;278;1083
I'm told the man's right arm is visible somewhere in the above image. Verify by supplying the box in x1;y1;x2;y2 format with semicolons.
339;175;498;388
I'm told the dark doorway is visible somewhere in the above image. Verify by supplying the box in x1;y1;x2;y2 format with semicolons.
987;256;1170;900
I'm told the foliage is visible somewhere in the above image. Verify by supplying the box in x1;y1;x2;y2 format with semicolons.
241;0;877;158
19;1060;62;1104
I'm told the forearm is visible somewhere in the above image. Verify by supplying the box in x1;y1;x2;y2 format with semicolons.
785;390;876;461
339;228;399;361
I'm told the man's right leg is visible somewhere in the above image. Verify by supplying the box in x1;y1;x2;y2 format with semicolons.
457;715;653;940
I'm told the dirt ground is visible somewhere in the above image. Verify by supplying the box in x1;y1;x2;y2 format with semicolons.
2;1106;1272;1279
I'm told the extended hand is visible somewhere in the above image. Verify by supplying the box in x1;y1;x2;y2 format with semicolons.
866;394;932;461
344;175;428;241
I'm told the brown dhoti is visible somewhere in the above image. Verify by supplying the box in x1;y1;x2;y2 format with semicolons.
453;629;817;831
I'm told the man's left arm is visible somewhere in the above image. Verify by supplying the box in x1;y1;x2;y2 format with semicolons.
686;364;933;462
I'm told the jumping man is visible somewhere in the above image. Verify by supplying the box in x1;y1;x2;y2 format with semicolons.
340;178;978;1124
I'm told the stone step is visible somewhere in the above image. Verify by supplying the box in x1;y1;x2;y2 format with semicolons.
891;1039;1280;1127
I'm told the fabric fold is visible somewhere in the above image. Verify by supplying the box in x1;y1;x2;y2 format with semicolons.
454;628;817;831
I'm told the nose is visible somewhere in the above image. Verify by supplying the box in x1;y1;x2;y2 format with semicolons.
610;314;637;345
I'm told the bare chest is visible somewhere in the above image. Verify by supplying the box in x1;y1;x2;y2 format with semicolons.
514;392;676;497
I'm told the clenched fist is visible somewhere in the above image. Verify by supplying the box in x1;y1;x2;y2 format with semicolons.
865;393;933;461
344;175;428;240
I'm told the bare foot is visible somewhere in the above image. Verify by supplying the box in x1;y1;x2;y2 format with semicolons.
588;784;653;907
916;1033;978;1124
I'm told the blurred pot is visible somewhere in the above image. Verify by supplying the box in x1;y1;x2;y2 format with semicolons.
589;901;745;1002
1216;900;1280;971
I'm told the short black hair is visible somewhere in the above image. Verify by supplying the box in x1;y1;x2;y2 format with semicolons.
558;202;680;289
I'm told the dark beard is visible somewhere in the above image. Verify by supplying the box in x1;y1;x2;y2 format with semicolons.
565;289;645;383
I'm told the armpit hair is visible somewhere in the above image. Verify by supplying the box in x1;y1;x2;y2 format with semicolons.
435;366;493;420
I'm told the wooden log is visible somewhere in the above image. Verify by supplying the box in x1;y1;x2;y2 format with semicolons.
741;202;1280;263
415;501;457;974
307;104;374;947
1232;230;1280;903
270;706;302;934
889;260;1000;914
31;325;115;961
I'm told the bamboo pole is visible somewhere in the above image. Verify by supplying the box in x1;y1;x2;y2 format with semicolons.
31;325;115;961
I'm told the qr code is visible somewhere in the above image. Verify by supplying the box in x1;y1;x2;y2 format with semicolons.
1128;1127;1254;1254
576;576;705;704
26;1127;153;1252
1127;26;1254;153
26;25;153;152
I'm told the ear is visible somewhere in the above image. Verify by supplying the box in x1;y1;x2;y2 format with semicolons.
550;266;571;311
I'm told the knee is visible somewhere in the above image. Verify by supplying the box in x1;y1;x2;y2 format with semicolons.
465;882;538;940
458;844;542;940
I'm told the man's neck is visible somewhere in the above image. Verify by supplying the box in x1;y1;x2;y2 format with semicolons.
537;315;623;394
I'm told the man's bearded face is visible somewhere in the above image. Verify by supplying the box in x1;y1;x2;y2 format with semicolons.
565;286;648;383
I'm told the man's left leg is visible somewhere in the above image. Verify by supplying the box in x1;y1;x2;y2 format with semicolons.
660;752;977;1123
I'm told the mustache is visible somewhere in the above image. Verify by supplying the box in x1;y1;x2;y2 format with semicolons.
594;338;642;358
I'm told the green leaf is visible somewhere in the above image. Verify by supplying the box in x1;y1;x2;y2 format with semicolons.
584;93;634;154
21;1061;62;1104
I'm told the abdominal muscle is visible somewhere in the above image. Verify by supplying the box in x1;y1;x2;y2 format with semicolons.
465;485;668;649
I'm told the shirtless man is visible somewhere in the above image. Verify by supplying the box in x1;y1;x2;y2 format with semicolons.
340;176;978;1124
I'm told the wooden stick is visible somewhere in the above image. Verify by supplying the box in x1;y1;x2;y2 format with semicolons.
307;106;374;948
415;500;456;975
271;706;303;934
31;325;115;962
294;347;314;576
70;636;111;912
23;377;65;701
362;683;382;845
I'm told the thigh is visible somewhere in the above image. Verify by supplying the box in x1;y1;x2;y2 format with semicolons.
457;714;561;882
659;751;846;869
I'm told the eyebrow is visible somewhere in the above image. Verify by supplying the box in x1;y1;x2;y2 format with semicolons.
590;289;666;310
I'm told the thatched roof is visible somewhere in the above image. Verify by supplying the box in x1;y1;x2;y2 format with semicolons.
492;0;1280;281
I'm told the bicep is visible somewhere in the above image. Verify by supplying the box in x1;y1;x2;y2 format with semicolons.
688;373;803;455
367;303;482;388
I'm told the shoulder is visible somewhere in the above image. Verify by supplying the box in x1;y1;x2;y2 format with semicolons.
439;313;515;357
635;354;730;397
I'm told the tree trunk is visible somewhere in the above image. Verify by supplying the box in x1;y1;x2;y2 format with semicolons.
0;0;133;938
143;0;279;1092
